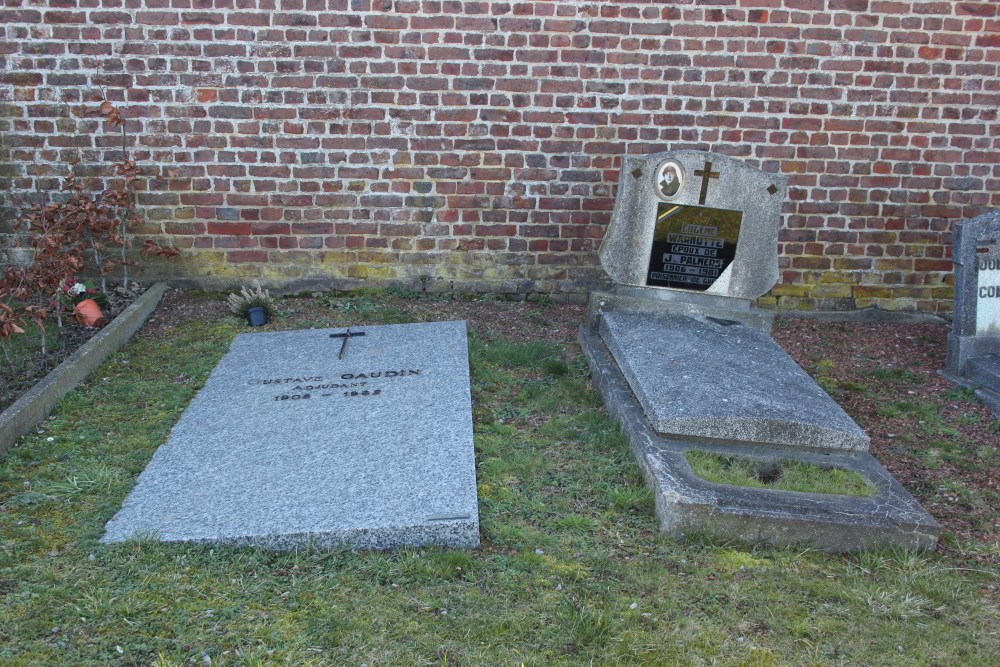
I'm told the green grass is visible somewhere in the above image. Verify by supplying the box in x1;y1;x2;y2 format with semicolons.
870;368;919;384
684;450;877;497
0;295;997;665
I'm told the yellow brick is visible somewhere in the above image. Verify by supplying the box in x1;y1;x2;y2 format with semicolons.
320;251;356;264
819;271;857;285
873;259;913;271
347;264;369;279
885;299;917;312
365;266;390;279
813;284;853;299
853;286;893;299
770;284;813;297
776;296;816;310
893;286;934;298
756;296;778;308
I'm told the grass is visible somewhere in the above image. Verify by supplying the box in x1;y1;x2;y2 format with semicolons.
0;293;997;665
683;450;876;497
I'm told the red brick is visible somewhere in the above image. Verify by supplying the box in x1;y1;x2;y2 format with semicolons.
956;3;997;18
136;11;178;25
0;1;986;312
208;222;251;235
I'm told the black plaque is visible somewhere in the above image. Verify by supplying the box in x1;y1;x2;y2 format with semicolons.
645;203;743;290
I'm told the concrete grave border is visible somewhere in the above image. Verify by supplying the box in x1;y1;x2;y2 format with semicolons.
0;282;169;456
579;323;940;552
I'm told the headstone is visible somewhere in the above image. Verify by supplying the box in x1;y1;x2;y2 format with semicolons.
945;209;1000;416
103;321;480;550
600;150;784;300
975;244;1000;335
579;149;939;551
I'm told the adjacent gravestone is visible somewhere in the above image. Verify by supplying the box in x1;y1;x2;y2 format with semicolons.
103;321;480;550
945;209;1000;416
580;149;939;551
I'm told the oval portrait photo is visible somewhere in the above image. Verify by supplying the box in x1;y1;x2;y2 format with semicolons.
656;160;683;199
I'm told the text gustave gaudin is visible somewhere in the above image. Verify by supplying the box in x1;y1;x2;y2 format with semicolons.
248;369;422;402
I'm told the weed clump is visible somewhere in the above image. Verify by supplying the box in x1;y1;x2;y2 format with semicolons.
684;449;876;497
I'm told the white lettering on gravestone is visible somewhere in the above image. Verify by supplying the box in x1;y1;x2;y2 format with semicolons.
666;233;725;249
682;223;717;235
977;240;1000;335
662;254;725;269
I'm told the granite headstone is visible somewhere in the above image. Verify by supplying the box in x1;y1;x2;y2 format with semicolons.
945;209;1000;415
103;321;480;550
600;150;786;300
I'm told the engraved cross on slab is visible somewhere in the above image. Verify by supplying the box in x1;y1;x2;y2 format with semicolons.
330;328;365;360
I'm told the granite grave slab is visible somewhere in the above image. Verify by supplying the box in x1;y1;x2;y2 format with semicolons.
103;321;480;550
580;324;940;552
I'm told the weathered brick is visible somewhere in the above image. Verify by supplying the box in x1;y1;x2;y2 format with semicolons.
0;1;987;310
227;250;268;263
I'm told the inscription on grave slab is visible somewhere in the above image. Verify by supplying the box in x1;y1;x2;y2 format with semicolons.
103;321;480;551
645;204;742;290
976;235;1000;335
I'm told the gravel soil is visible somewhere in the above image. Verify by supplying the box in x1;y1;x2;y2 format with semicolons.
20;288;1000;553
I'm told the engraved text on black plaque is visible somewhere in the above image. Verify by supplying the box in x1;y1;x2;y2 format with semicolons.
645;203;743;290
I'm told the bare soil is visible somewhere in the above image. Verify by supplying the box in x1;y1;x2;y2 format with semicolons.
0;286;142;413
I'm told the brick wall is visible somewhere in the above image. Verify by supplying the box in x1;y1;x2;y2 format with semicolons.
1;0;998;311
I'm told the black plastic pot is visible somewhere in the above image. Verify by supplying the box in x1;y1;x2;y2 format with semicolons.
246;306;268;327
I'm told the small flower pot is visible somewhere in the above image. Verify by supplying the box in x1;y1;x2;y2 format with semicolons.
72;299;107;328
246;306;268;327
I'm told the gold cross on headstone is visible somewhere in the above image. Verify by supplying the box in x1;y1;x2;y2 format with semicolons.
693;161;720;205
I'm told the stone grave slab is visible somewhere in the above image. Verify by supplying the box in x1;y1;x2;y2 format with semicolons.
579;323;940;552
599;309;869;452
103;321;480;550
